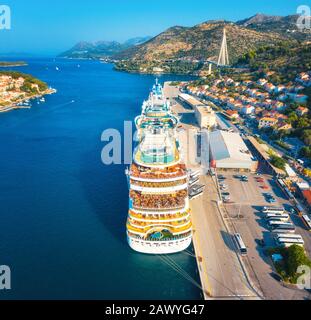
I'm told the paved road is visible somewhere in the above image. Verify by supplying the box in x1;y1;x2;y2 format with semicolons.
191;175;260;299
165;83;260;299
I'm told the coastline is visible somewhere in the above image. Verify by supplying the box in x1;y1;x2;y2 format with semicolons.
0;64;28;68
0;88;56;113
60;57;200;76
0;61;28;67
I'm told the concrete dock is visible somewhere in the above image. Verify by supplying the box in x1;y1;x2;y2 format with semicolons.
164;82;261;300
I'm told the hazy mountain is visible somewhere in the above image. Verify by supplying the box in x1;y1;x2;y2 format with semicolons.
59;36;152;59
123;36;152;47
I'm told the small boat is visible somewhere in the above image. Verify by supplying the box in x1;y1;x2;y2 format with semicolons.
56;67;60;71
39;97;45;103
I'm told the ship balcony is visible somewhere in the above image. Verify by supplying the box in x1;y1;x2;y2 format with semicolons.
129;163;187;182
130;190;187;211
128;210;190;222
126;221;192;236
132;204;186;211
128;218;191;229
130;182;188;194
129;173;188;183
130;178;187;188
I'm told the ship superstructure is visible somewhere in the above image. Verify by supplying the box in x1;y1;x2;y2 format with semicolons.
126;80;192;254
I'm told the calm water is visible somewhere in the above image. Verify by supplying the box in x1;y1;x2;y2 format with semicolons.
0;58;201;300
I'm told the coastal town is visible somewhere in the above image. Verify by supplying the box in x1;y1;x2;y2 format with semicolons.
183;70;311;172
0;71;55;113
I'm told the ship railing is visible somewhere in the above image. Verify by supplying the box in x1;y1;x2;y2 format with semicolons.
129;210;190;220
128;218;190;228
128;231;192;242
132;205;186;211
127;223;191;234
130;179;187;188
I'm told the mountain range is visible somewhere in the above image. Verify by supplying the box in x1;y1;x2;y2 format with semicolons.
59;13;311;74
59;36;152;59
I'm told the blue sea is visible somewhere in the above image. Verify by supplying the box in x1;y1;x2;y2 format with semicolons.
0;58;202;300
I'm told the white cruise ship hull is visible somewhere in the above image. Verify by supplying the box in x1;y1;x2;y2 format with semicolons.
127;234;192;254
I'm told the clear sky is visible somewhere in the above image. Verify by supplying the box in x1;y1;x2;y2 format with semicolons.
0;0;309;56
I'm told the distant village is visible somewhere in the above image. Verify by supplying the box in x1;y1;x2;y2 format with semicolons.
0;73;54;113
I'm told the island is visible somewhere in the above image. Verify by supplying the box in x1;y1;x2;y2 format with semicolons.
0;71;56;113
0;61;28;67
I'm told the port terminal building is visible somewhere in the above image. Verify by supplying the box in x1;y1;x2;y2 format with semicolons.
178;93;216;129
209;130;258;172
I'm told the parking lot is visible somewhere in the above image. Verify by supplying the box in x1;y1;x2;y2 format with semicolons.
216;171;311;299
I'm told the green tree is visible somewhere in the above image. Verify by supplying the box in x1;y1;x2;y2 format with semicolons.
270;154;286;170
286;245;311;278
302;130;311;146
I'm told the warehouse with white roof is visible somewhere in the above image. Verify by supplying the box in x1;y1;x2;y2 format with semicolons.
209;130;258;172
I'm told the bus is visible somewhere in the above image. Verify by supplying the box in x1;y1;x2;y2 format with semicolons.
301;215;311;231
271;225;296;233
268;220;293;227
191;184;205;193
275;233;303;240
189;170;200;179
233;233;247;255
189;176;199;186
265;213;289;221
276;237;304;248
262;207;284;214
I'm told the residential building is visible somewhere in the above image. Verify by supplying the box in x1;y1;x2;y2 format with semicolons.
258;117;278;129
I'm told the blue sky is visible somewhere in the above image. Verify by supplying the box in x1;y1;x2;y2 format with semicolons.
0;0;309;55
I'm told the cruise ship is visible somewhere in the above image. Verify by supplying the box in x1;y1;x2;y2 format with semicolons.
126;80;192;254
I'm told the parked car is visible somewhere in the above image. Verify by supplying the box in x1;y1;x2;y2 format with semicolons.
258;239;265;247
222;192;230;201
261;185;269;190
